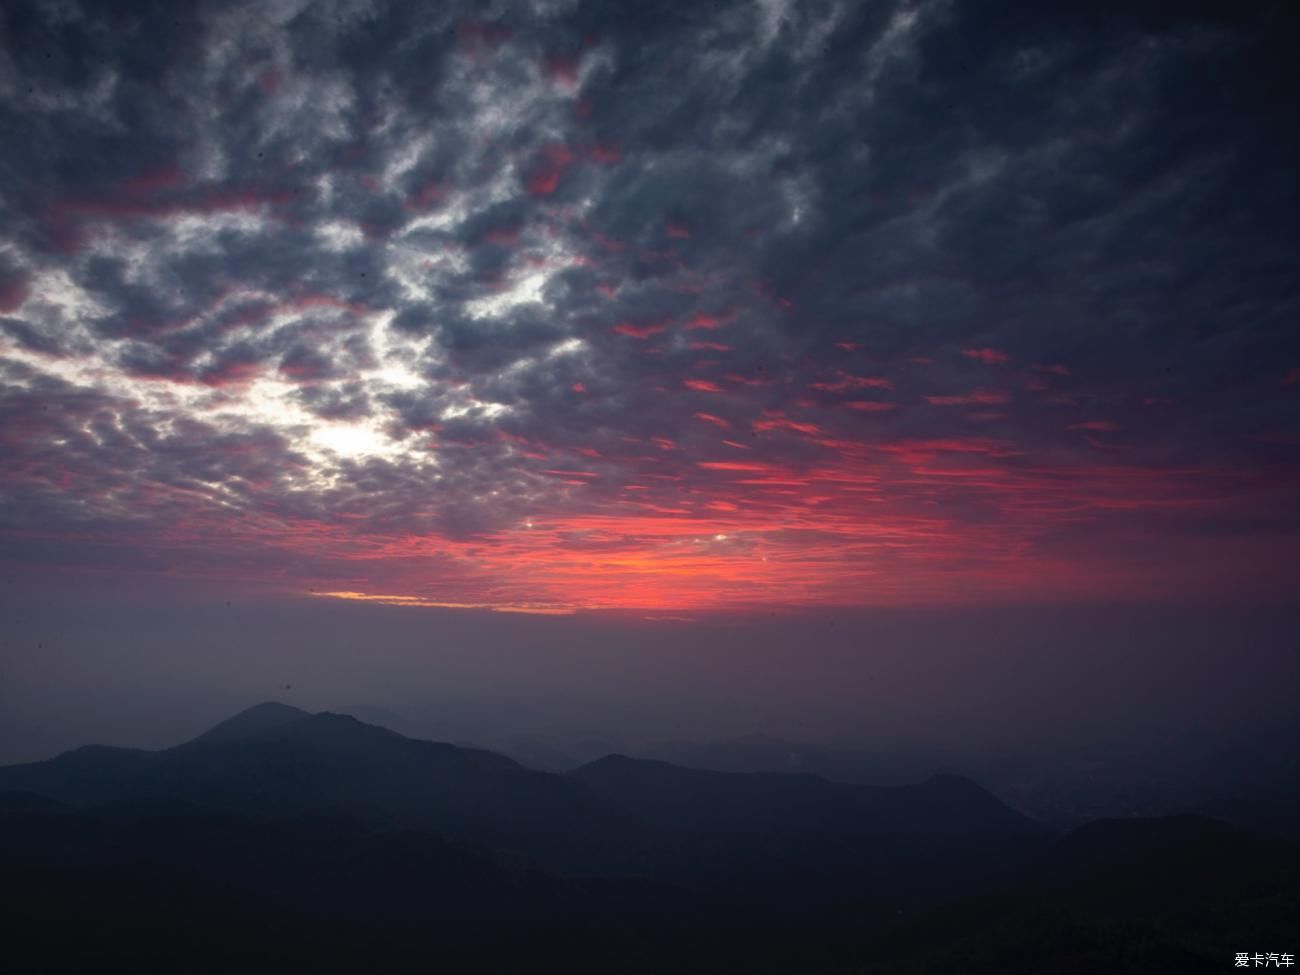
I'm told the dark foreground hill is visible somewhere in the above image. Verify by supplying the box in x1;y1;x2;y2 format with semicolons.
0;706;624;871
0;703;1046;886
636;733;931;784
572;754;1043;907
863;815;1300;974
1;705;1296;972
1195;773;1300;842
0;803;689;974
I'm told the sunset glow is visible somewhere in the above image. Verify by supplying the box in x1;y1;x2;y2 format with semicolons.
1;0;1296;614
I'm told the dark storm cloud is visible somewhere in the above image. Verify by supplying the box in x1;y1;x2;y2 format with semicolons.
0;0;1297;604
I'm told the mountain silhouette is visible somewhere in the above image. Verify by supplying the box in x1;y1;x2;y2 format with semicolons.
0;705;626;871
636;734;933;785
1195;774;1300;841
0;804;682;974
573;755;1032;834
191;700;310;743
1;705;1296;972
0;704;1043;884
570;754;1047;908
860;815;1300;973
0;743;157;806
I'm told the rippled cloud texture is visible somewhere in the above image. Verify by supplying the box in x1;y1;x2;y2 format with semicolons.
1;0;1297;611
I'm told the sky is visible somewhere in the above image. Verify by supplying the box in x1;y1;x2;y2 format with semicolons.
4;590;1299;765
1;0;1297;614
0;1;1298;760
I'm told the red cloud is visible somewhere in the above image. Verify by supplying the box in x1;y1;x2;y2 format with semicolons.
590;229;625;253
525;144;575;196
724;372;774;386
286;294;369;316
542;53;580;86
962;347;1010;365
405;180;447;210
0;269;30;314
686;313;724;330
753;412;821;436
810;372;893;392
925;389;1011;406
201;361;261;388
684;379;723;392
458;20;512;52
278;359;329;382
698;461;772;472
480;223;521;246
844;401;896;413
119;164;182;194
50;178;300;247
876;438;1023;459
612;322;668;339
695;412;731;429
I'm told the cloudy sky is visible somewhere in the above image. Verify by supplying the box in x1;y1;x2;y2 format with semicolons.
1;0;1298;616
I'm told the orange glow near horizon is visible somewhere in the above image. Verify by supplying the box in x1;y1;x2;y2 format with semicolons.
251;441;1292;613
311;591;577;615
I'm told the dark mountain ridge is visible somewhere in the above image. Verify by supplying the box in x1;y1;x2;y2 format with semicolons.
636;734;934;785
2;705;1297;972
0;706;624;871
0;703;1046;887
191;701;309;743
572;754;1047;904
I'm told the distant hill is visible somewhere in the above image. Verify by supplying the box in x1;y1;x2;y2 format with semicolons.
636;734;933;785
571;755;1047;908
0;703;1045;890
191;701;309;743
2;800;1294;972
0;743;157;806
860;815;1300;973
0;805;682;974
572;755;1033;838
1196;774;1300;842
0;790;68;814
1;706;1296;972
0;705;621;871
